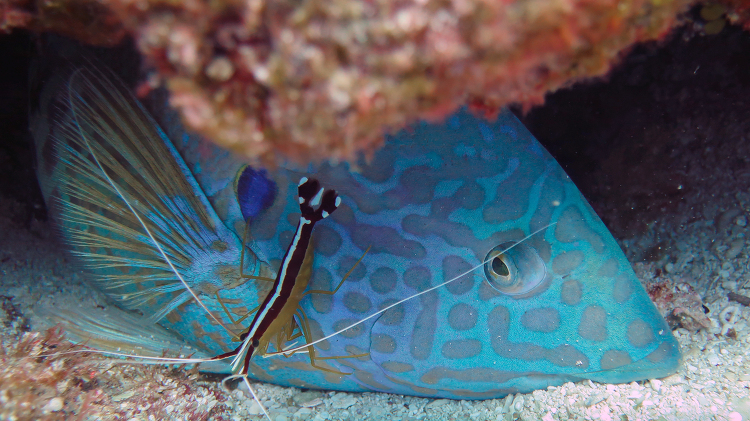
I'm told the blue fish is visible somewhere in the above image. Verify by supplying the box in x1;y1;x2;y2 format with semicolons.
32;65;680;401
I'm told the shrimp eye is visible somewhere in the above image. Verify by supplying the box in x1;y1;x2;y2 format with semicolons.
252;339;260;347
484;242;548;297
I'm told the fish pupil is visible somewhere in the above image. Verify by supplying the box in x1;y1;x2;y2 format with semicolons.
492;256;509;277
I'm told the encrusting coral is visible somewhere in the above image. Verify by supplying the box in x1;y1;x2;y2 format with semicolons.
0;1;743;164
634;262;713;332
0;326;110;420
0;325;232;420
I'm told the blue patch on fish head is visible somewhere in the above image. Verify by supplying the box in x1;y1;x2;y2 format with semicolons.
235;166;277;221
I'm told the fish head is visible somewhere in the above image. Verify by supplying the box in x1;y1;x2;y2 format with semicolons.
174;105;680;397
229;109;680;398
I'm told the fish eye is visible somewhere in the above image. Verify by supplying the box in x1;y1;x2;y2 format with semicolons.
484;242;548;297
491;255;510;277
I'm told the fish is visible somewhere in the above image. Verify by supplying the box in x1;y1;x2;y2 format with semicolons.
30;62;680;402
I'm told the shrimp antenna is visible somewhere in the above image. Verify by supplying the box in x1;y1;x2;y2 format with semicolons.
267;222;556;357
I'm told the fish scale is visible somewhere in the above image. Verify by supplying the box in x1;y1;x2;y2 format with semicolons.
33;64;680;400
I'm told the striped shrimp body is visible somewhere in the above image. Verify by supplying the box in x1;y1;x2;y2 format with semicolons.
214;176;369;378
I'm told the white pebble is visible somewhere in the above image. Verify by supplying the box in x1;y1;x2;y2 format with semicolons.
627;391;643;399
501;394;514;413
43;397;64;413
662;373;684;385
295;408;312;418
330;393;357;409
313;411;330;421
729;412;743;421
425;399;450;410
706;353;722;366
723;280;738;291
586;393;607;406
246;400;263;415
205;56;235;82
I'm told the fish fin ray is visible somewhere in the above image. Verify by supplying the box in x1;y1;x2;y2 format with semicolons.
37;66;250;322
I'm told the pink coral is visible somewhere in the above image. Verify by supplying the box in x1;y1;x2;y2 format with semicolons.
0;325;232;420
635;263;712;332
0;326;110;420
4;0;704;163
1;0;124;45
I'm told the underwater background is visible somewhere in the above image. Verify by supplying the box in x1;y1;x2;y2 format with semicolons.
1;12;750;421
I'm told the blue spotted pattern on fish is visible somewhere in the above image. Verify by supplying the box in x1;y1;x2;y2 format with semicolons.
32;66;680;400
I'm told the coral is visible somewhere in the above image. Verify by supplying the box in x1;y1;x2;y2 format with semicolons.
104;364;233;421
0;325;232;420
721;0;750;30
3;0;702;163
1;295;30;332
635;262;712;332
0;326;110;420
0;0;124;46
718;305;741;336
647;279;713;331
